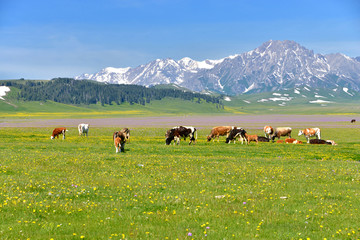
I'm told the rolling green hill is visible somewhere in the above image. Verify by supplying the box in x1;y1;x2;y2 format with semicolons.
1;80;360;118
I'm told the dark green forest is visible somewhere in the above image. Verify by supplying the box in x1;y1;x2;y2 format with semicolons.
1;78;223;107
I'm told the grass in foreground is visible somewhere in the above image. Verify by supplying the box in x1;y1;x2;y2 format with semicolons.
0;127;359;239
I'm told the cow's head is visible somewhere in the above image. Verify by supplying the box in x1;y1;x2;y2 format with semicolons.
165;129;175;145
239;128;246;138
298;130;304;136
50;135;54;140
206;135;212;142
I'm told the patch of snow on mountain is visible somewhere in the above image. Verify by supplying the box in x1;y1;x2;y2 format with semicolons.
243;83;255;93
197;59;221;69
273;93;281;96
294;89;300;94
0;86;10;100
224;96;231;101
315;95;326;98
105;67;130;74
309;100;334;104
343;87;354;96
268;97;293;102
243;100;251;104
303;87;311;91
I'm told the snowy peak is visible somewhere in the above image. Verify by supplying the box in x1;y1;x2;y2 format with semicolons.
75;40;360;95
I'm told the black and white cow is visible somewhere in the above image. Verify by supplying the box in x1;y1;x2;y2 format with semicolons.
225;127;247;144
165;126;197;145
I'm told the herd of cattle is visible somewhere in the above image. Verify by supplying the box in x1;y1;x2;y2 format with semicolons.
166;125;337;146
50;123;339;153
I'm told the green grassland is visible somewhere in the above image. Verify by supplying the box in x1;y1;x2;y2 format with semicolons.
0;97;227;119
2;84;360;119
1;127;359;239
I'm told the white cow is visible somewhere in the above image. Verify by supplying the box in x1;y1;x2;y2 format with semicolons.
78;123;89;137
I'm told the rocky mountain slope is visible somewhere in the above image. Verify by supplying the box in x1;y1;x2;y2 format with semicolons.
76;40;360;95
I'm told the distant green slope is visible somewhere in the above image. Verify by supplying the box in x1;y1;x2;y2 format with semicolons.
0;97;227;119
1;81;359;118
224;87;360;114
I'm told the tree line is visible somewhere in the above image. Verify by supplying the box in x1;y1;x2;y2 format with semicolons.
1;78;223;107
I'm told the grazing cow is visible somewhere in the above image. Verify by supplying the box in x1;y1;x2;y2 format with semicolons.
51;127;68;140
285;138;302;144
263;126;274;139
78;123;89;137
271;127;292;141
120;128;131;143
165;126;197;145
351;119;356;123
298;128;321;143
244;133;258;145
114;132;126;153
258;136;270;142
225;127;247;144
207;126;233;142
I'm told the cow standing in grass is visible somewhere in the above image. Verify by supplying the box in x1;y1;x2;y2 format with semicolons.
271;127;292;141
263;126;274;139
78;123;89;137
207;126;233;142
244;133;258;145
298;128;321;143
51;127;68;140
114;132;126;153
225;127;247;144
165;126;197;145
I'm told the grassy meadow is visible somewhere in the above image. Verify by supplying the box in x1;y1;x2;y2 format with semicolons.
0;126;360;239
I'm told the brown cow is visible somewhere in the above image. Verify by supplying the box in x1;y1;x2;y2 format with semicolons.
285;138;302;144
51;127;68;140
207;126;232;142
114;132;126;153
351;119;356;123
271;127;292;141
263;126;274;139
245;133;258;145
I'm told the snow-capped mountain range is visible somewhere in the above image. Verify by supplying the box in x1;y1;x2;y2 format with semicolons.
75;40;360;95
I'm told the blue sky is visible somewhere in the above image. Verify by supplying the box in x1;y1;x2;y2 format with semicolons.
0;0;359;79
